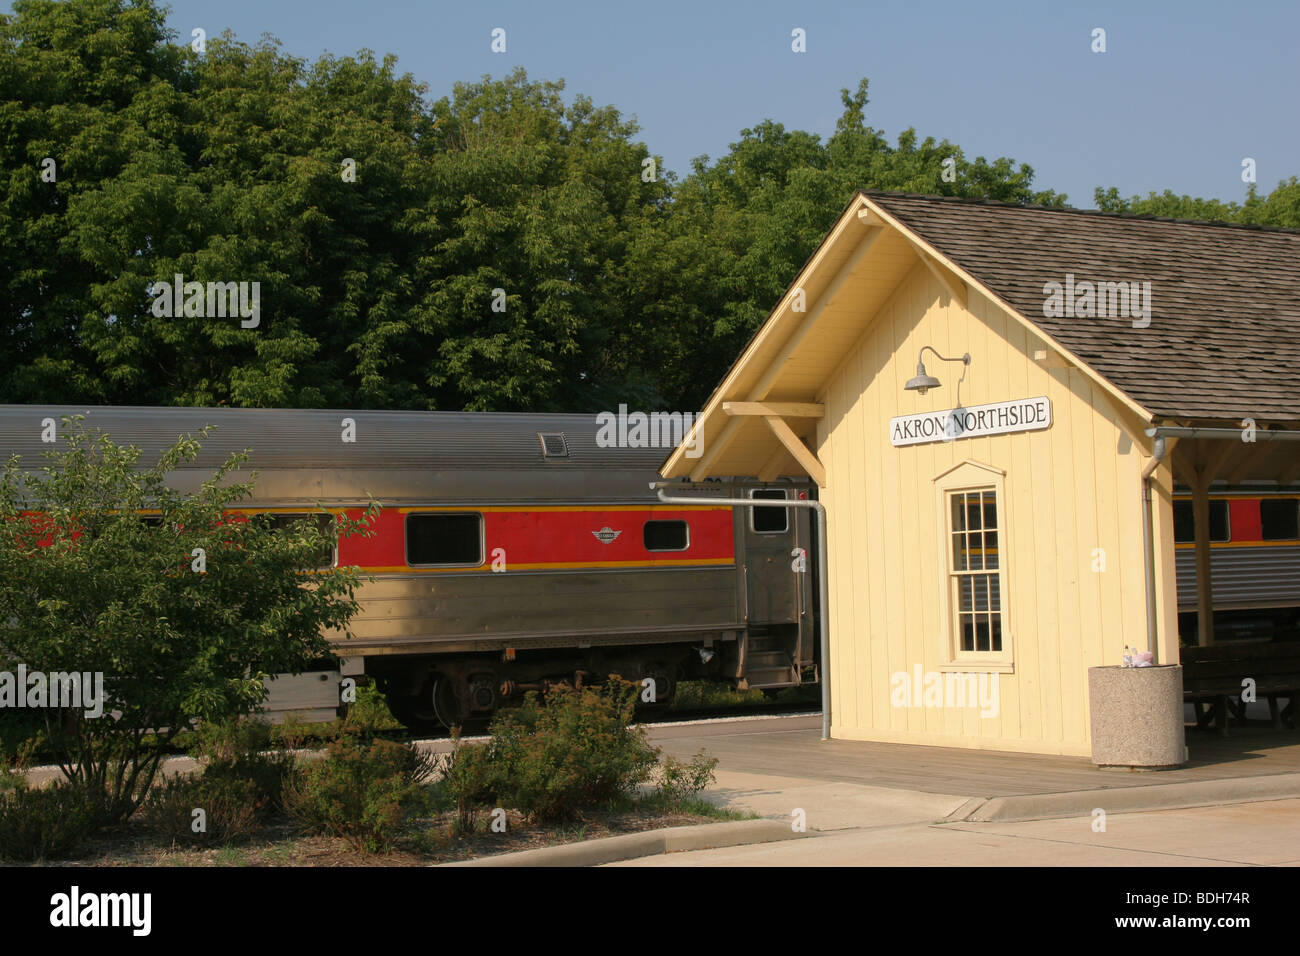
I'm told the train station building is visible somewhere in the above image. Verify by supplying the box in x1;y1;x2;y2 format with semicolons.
662;191;1300;757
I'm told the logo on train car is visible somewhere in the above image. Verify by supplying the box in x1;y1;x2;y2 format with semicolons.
591;526;622;544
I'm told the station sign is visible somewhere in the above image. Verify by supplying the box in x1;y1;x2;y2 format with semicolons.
890;396;1052;447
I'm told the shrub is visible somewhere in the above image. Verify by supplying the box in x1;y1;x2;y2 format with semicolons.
0;781;98;862
141;771;263;845
440;679;659;823
191;717;296;815
283;735;433;852
650;750;719;808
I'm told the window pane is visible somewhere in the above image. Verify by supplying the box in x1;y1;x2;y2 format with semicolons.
966;496;983;531
1261;499;1300;541
957;575;975;612
751;489;789;533
952;495;967;532
985;529;998;569
644;520;689;551
968;532;984;571
406;513;483;566
1210;501;1230;542
982;494;997;531
960;615;975;652
953;532;968;571
1173;500;1194;543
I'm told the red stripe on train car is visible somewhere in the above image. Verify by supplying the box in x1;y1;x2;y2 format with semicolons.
1229;498;1262;542
338;506;735;570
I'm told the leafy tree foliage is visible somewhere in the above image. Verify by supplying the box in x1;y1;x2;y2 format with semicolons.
5;0;1206;415
1094;179;1300;229
0;416;374;821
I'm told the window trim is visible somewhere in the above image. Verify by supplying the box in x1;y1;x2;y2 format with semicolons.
749;488;790;534
1260;496;1300;542
404;511;486;568
934;461;1013;672
643;518;691;553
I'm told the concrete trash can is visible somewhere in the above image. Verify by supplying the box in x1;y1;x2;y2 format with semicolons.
1088;664;1187;770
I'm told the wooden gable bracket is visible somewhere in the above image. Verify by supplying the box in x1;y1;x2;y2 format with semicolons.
858;206;967;308
723;402;826;487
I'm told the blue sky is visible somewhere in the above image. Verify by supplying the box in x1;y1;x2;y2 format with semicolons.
60;0;1300;206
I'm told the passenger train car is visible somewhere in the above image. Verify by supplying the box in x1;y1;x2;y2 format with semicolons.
1173;491;1300;640
0;406;818;731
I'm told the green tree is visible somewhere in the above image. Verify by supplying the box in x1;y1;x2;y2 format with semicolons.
1094;178;1300;229
0;416;375;822
620;78;1066;409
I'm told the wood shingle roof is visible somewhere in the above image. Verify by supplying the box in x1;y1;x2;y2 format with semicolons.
867;191;1300;423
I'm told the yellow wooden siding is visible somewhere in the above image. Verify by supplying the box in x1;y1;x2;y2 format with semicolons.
814;264;1172;757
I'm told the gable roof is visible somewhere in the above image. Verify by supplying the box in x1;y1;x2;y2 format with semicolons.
867;191;1300;422
661;192;1300;481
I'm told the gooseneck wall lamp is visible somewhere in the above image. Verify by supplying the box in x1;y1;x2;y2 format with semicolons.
904;346;971;397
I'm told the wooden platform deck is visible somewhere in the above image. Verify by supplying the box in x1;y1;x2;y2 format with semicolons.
651;715;1300;798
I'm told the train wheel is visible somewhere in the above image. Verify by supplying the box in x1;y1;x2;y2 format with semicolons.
386;676;460;735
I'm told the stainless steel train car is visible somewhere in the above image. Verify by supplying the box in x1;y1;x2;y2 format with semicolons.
0;405;818;731
1173;490;1300;640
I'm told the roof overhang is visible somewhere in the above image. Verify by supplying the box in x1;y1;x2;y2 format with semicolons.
661;192;1156;482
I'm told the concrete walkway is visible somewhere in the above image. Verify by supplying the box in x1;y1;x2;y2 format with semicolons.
600;713;1300;866
608;796;1300;867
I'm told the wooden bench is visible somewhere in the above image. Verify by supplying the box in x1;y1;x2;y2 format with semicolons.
1181;641;1300;735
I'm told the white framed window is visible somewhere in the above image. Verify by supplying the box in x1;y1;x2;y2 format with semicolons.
934;461;1012;671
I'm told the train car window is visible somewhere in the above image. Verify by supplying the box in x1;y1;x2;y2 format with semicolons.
406;513;483;566
750;489;789;533
1261;499;1300;540
644;520;689;552
1172;500;1230;543
748;489;785;535
255;513;337;568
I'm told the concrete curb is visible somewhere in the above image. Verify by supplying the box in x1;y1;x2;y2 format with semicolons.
956;772;1300;823
439;819;812;867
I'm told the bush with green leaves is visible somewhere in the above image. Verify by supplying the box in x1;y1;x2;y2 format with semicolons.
441;679;661;823
283;735;433;852
650;750;719;809
192;717;296;814
0;417;375;825
0;780;98;862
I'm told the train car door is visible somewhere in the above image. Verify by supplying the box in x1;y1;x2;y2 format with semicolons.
743;487;803;623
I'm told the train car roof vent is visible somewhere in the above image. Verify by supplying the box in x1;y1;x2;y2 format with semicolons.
538;432;569;458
